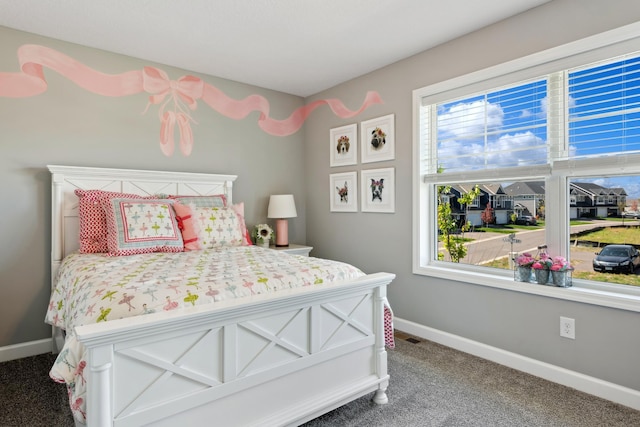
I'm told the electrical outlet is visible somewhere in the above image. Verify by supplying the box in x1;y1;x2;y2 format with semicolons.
560;316;575;339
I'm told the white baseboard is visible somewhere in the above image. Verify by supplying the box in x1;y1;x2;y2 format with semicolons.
394;317;640;412
0;339;53;363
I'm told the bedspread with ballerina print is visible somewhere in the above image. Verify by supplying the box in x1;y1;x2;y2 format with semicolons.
45;245;384;423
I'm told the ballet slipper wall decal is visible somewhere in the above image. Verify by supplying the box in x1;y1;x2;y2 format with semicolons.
142;67;201;156
0;44;383;156
159;111;176;157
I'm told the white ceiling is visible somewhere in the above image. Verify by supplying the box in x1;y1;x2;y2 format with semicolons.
0;0;550;97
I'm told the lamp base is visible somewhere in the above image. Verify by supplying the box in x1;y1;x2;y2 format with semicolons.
274;218;289;247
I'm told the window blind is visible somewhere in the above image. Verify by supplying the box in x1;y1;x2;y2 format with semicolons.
427;78;549;174
568;53;640;158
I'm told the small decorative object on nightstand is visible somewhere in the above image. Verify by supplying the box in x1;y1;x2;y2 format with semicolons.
252;224;273;248
269;244;313;257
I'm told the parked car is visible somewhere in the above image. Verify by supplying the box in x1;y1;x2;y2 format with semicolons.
515;215;537;225
592;244;640;274
622;210;640;218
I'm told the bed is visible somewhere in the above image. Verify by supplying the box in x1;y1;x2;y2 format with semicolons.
45;165;395;427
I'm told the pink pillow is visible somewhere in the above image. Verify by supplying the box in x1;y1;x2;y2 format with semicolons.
173;201;203;251
173;202;251;250
102;198;184;256
231;202;253;246
75;189;146;253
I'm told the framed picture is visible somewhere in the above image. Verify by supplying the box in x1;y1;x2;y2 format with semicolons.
361;167;395;213
360;114;394;164
330;171;358;212
329;124;358;167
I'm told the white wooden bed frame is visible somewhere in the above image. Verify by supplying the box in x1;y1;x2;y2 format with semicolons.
48;165;394;427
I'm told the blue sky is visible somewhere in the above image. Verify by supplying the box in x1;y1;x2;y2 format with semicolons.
436;53;640;200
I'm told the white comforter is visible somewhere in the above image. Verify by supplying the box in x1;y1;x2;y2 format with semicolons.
45;245;366;422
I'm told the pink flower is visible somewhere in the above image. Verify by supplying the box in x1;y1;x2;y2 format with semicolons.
551;256;572;271
516;252;535;267
532;261;545;270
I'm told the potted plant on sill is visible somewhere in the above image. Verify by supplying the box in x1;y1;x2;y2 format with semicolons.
515;252;535;282
532;253;552;285
550;256;573;287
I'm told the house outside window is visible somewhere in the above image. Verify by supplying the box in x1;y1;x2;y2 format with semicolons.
413;27;640;309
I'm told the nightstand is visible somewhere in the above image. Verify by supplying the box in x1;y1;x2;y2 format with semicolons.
269;244;313;257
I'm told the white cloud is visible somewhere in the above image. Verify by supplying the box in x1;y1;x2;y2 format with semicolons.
520;109;532;118
437;99;546;171
438;131;546;171
438;100;503;137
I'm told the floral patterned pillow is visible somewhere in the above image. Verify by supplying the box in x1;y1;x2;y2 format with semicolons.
190;205;247;249
102;198;184;256
173;202;252;250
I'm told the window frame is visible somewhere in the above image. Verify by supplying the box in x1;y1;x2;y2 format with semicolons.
412;22;640;313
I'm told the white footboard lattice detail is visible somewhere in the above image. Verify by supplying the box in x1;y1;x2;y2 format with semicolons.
77;275;392;427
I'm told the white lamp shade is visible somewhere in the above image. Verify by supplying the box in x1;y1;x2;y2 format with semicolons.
267;194;297;219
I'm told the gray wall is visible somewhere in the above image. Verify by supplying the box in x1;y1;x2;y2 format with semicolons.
303;0;640;393
0;27;306;347
3;0;640;398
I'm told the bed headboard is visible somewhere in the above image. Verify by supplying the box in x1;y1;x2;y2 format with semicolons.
48;165;237;282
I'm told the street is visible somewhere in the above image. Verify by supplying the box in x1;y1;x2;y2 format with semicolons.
450;220;626;273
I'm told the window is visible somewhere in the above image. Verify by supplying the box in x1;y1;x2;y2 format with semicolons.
413;25;640;310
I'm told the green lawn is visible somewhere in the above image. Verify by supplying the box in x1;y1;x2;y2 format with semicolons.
574;224;640;245
573;270;639;286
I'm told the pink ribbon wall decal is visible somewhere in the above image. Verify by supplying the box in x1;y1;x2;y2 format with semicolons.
0;44;383;156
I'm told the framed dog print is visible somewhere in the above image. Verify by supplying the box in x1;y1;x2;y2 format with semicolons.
361;167;395;213
360;114;394;164
330;171;358;212
329;124;358;167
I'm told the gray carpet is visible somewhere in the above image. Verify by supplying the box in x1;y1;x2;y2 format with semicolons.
304;336;640;427
2;334;639;426
1;351;74;426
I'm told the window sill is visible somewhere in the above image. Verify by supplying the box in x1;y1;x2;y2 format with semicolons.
414;265;640;313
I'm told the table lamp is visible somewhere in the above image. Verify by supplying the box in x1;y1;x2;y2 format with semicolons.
267;194;297;247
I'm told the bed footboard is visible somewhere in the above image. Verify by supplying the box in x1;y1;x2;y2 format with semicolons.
76;273;394;427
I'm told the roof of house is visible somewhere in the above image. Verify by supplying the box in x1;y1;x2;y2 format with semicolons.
503;181;545;196
571;182;628;197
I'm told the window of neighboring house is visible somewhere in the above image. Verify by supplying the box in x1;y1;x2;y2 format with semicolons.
413;26;640;310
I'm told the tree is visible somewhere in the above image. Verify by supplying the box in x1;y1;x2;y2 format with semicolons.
457;185;481;235
480;203;495;227
437;189;467;263
436;166;467;263
537;200;545;219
